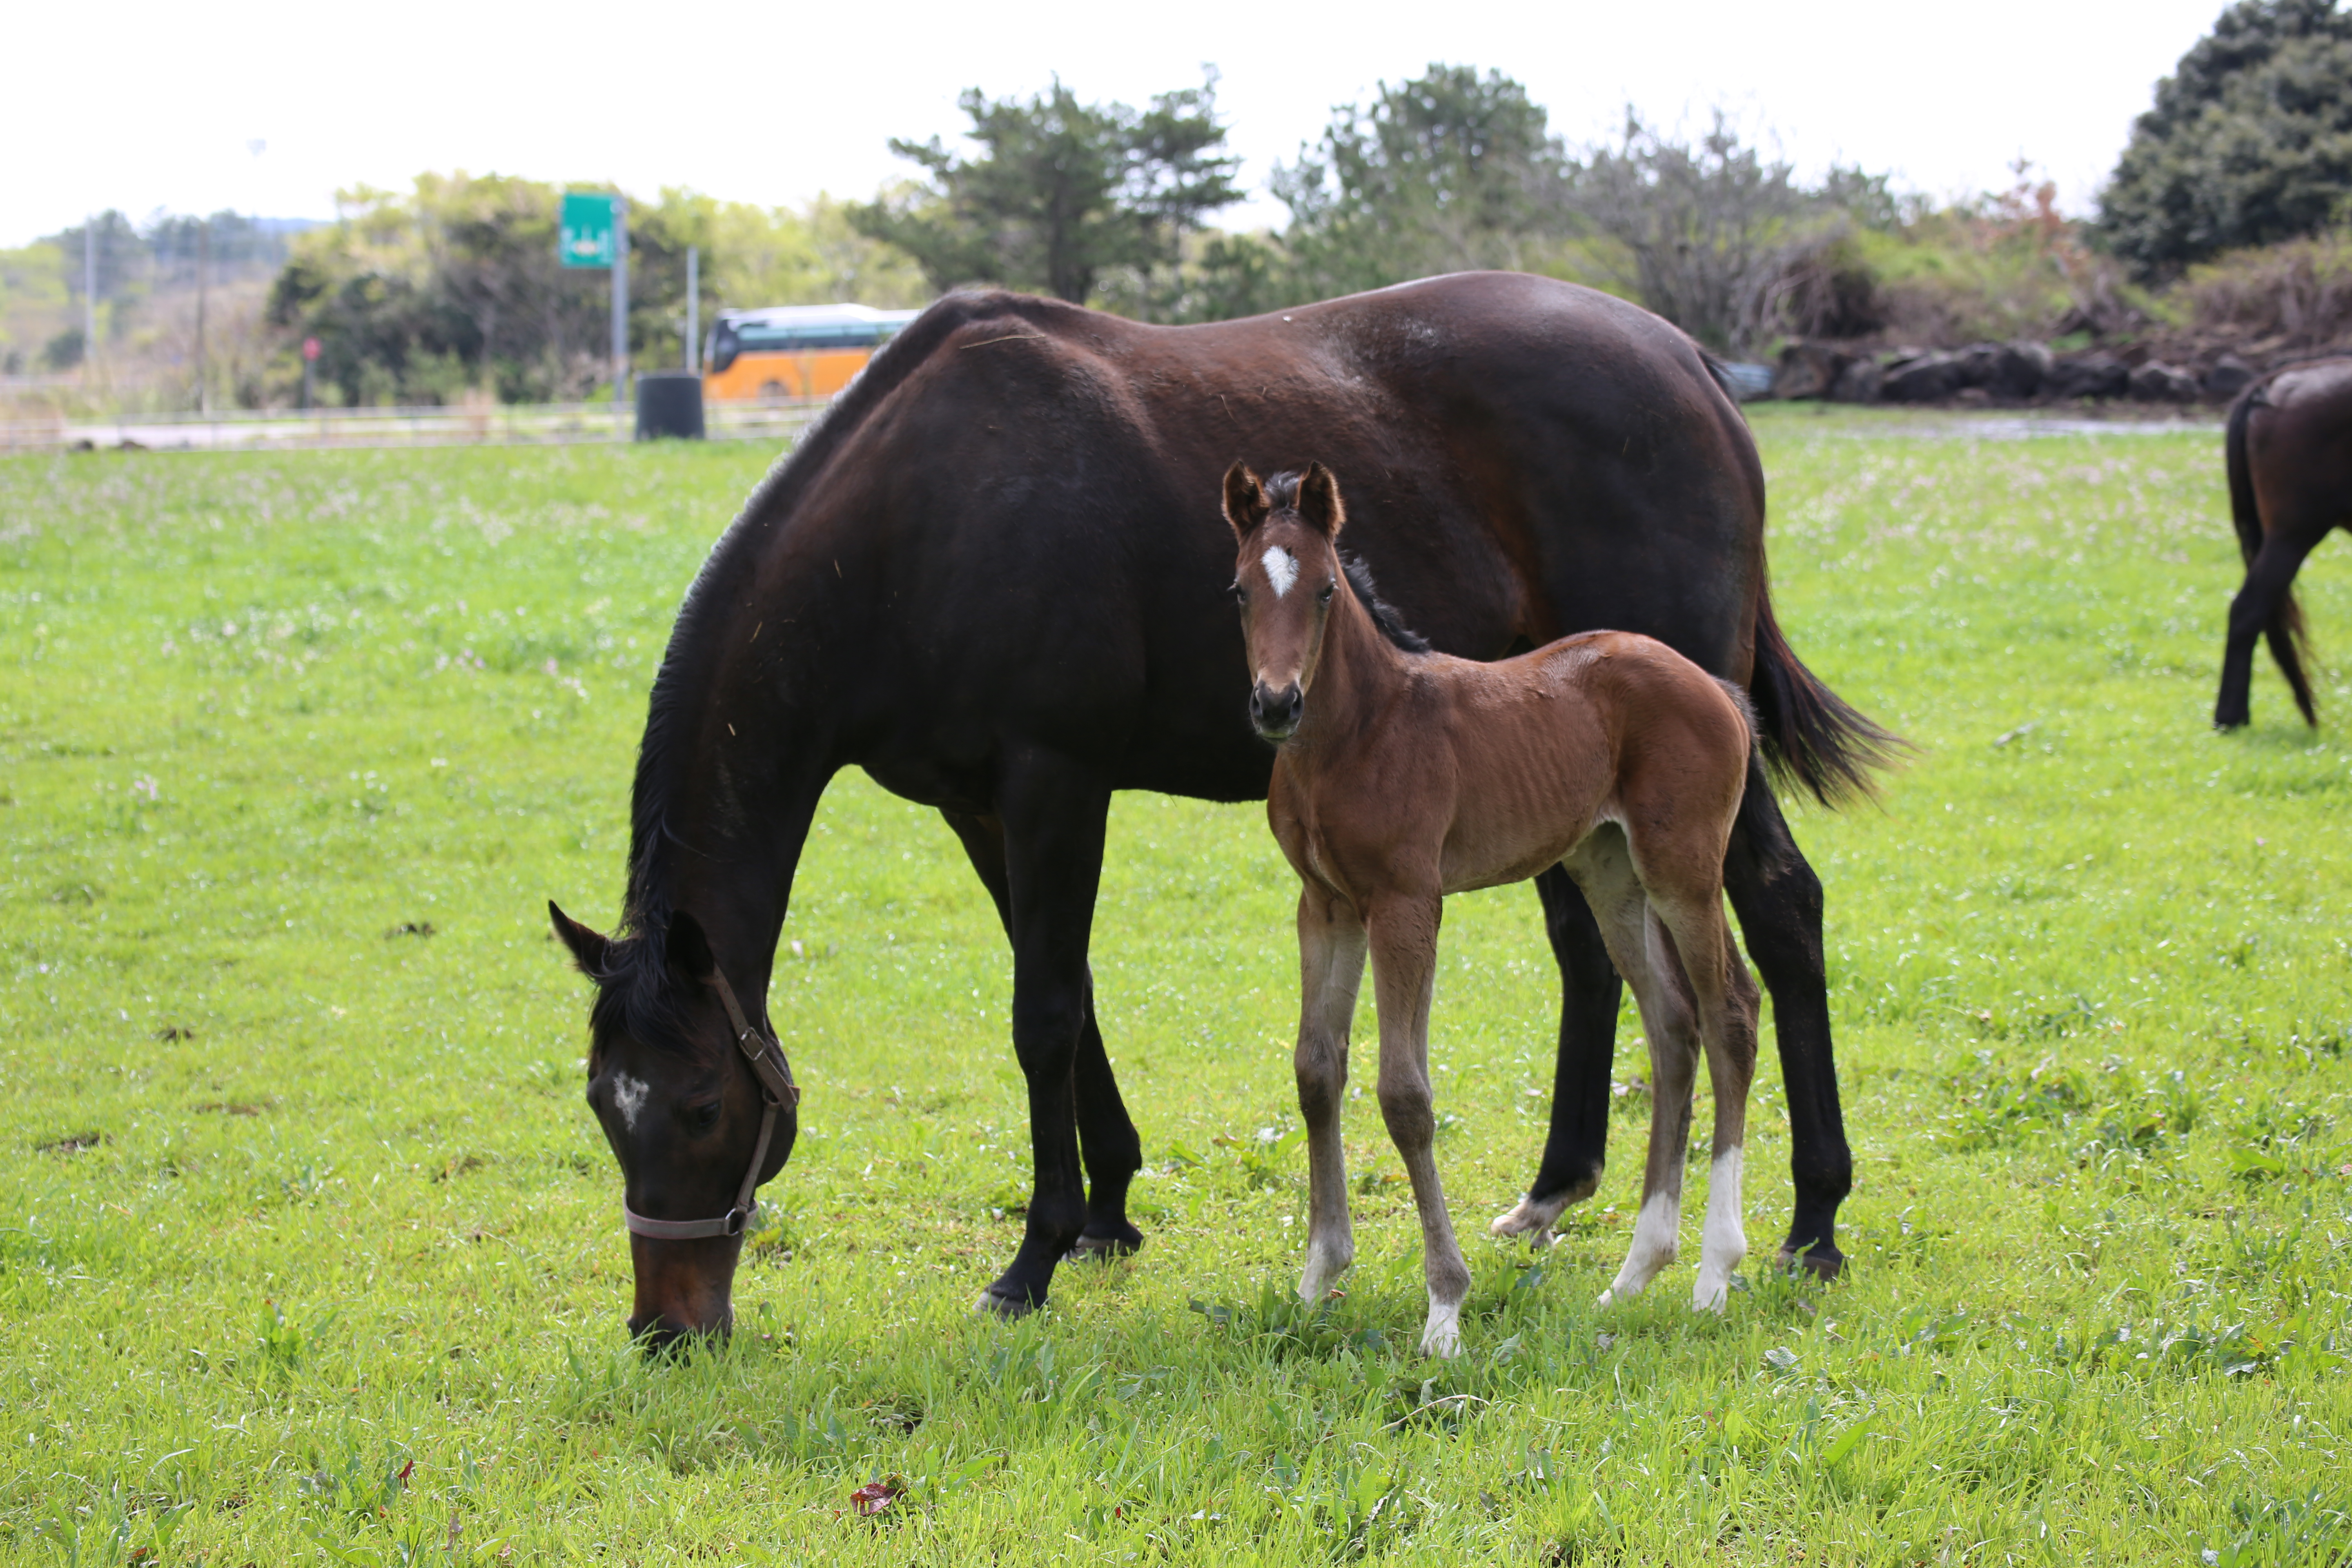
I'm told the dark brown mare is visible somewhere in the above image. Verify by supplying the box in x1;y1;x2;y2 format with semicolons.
1227;463;1764;1356
2214;356;2352;729
547;272;1897;1344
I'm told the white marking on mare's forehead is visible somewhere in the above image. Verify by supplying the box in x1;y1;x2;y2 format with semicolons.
1261;545;1299;599
612;1073;649;1134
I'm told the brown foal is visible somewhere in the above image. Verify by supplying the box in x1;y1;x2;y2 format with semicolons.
1225;462;1765;1356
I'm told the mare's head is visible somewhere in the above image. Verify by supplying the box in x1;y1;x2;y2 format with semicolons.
1223;461;1350;742
548;902;799;1350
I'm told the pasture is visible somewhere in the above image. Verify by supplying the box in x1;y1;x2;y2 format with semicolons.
3;408;2350;1565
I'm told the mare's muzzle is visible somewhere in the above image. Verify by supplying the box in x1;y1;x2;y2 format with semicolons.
1251;680;1304;739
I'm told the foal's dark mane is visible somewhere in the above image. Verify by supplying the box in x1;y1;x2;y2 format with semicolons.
591;293;1071;1049
1261;470;1432;654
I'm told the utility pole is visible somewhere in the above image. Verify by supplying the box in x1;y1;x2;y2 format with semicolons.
195;217;211;415
610;196;628;426
686;245;699;374
82;217;96;372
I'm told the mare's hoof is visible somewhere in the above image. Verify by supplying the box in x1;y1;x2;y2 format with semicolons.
974;1287;1038;1319
1488;1192;1568;1245
1064;1225;1145;1263
1775;1242;1844;1281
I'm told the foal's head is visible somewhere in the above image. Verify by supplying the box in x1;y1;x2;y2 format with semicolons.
1223;461;1349;742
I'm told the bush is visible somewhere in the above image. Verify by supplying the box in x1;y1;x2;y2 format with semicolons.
2174;231;2352;348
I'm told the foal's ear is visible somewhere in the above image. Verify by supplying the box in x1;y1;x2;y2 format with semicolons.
666;910;717;982
1222;461;1270;542
548;900;612;978
1298;462;1347;539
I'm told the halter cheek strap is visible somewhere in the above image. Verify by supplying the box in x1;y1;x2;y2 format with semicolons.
621;963;801;1242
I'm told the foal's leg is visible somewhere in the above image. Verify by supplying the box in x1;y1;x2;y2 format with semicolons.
1294;886;1369;1303
944;809;1143;1258
1648;895;1761;1311
1569;833;1697;1306
1492;867;1622;1242
1365;893;1470;1357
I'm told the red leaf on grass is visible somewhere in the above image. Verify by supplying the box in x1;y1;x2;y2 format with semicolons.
849;1475;906;1518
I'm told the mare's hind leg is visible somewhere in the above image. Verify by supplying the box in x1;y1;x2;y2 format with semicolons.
1294;886;1369;1303
1567;830;1697;1306
943;810;1143;1261
1723;774;1849;1279
2216;524;2327;729
1491;867;1622;1243
1365;892;1470;1357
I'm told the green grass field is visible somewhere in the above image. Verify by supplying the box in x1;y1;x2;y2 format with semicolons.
4;407;2350;1566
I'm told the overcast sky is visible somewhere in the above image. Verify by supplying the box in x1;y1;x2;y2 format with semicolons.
5;0;2227;249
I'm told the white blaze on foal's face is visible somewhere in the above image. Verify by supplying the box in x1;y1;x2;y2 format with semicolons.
612;1072;650;1134
1261;544;1299;599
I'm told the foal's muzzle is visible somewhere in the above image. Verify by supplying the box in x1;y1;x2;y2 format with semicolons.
1251;681;1304;739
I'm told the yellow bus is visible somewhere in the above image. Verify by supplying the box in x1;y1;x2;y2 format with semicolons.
702;304;924;402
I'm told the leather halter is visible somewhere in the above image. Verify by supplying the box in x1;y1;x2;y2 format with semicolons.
621;963;801;1242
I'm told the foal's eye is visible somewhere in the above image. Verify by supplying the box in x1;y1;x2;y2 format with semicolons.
1317;581;1336;603
1228;580;1246;603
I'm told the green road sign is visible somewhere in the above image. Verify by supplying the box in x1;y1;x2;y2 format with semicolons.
560;192;617;269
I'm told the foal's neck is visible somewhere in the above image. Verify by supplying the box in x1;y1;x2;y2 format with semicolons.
1290;576;1411;761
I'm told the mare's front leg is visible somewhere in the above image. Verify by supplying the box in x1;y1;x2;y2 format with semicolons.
943;810;1143;1259
974;760;1112;1316
1366;893;1469;1357
1724;771;1850;1279
1493;866;1622;1242
1294;886;1369;1303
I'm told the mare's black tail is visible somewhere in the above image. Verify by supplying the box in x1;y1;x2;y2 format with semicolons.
2225;385;2319;725
1747;574;1909;807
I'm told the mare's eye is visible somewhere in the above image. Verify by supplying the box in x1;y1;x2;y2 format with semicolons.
686;1100;723;1135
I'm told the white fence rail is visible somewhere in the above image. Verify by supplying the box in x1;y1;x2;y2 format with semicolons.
0;396;826;454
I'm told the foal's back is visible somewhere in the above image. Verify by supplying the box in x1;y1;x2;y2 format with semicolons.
1369;630;1755;897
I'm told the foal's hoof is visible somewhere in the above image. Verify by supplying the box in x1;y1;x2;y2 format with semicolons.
1775;1241;1844;1282
1064;1224;1145;1263
974;1285;1038;1320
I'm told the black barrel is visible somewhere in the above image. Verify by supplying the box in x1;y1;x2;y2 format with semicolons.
635;372;705;441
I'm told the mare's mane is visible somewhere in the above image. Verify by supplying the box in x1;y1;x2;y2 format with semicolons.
592;292;1068;1051
1261;470;1432;654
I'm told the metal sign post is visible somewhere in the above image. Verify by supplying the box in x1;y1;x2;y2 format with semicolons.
560;192;628;426
686;246;699;375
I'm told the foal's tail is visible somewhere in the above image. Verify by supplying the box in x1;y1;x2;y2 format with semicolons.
1748;573;1910;807
2226;384;2320;725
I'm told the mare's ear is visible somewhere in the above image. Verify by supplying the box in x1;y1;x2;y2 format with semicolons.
1222;461;1270;542
548;900;612;978
666;909;717;981
1298;462;1347;539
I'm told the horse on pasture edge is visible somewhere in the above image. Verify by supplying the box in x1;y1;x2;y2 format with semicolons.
547;272;1898;1346
2214;356;2352;730
1227;463;1766;1356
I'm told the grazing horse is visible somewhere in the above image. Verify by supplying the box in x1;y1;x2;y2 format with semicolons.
2214;356;2352;729
547;273;1894;1346
1228;463;1763;1355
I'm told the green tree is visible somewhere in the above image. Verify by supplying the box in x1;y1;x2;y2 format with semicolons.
2098;0;2352;278
1273;65;1575;297
852;74;1243;303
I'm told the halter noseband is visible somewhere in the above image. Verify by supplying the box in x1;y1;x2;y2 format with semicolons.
621;962;801;1242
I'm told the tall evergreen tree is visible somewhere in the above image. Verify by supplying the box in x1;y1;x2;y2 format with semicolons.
852;75;1241;304
2099;0;2352;277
